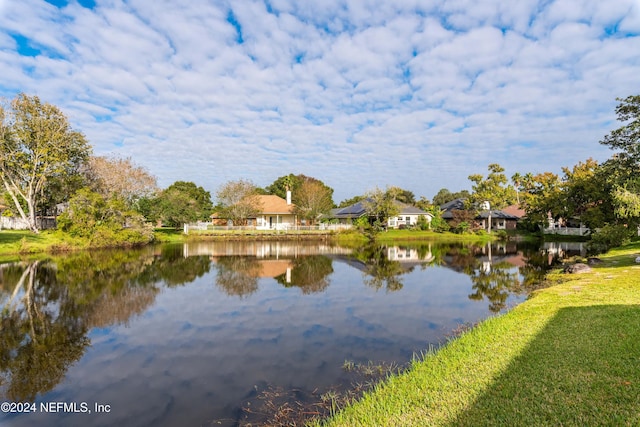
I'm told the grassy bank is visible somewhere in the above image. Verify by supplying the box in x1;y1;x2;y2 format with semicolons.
1;227;499;257
317;241;640;427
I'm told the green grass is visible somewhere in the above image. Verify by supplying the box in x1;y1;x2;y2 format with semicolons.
0;230;82;258
316;241;640;427
374;229;496;243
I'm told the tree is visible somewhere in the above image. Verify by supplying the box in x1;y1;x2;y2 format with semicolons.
338;195;366;208
266;174;335;208
84;155;157;208
560;158;613;229
152;181;213;228
600;94;640;166
599;94;640;229
520;171;563;229
385;186;416;205
468;164;517;232
363;187;401;232
294;178;334;224
266;173;299;199
216;179;263;225
432;188;471;207
0;94;91;232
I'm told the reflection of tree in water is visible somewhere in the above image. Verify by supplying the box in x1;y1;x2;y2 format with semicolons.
1;261;90;401
215;256;262;297
518;246;563;290
444;244;482;273
135;245;211;288
356;245;409;292
85;286;159;328
274;256;333;294
0;246;213;403
467;260;521;313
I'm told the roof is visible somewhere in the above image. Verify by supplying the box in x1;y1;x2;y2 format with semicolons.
440;198;520;220
476;210;520;220
502;204;526;218
328;199;431;219
329;200;369;219
211;195;295;218
254;195;295;214
440;198;467;219
395;201;432;217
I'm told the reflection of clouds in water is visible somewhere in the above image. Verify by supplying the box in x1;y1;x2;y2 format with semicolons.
1;241;533;427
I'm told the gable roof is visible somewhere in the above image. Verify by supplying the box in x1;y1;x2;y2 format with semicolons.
255;195;295;214
395;201;432;217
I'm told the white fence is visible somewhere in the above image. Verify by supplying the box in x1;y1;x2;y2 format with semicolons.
0;216;56;230
183;222;353;234
542;226;590;236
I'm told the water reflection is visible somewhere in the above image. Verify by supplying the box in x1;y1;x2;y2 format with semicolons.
0;240;577;426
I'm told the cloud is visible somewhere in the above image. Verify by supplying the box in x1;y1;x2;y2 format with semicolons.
0;0;638;202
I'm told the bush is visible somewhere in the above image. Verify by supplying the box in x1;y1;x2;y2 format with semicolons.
495;230;508;240
588;224;635;253
58;189;154;247
416;215;430;231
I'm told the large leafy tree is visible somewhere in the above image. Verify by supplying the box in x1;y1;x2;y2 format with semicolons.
152;181;213;228
432;188;471;207
266;174;335;204
468;163;516;210
363;187;401;231
600;94;640;166
560;158;614;229
520;171;564;228
599;94;640;226
468;164;518;232
385;186;416;205
294;178;334;224
0;94;90;232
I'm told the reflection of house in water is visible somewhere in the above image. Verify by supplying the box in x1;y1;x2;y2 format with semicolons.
183;241;353;258
543;241;586;258
387;246;434;263
184;242;352;286
211;257;294;283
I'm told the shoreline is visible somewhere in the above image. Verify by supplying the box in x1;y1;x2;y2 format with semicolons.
0;228;500;258
315;240;640;426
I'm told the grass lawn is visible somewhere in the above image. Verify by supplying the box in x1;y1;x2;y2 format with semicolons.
317;241;640;427
375;229;496;243
0;230;83;259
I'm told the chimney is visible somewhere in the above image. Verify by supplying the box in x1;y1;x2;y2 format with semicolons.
286;190;292;205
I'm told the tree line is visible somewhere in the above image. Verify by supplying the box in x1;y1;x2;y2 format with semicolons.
2;93;638;246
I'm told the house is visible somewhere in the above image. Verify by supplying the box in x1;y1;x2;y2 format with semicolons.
327;199;433;229
212;192;297;230
440;198;520;231
252;194;297;230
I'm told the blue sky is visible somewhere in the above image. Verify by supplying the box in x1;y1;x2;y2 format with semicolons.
1;0;639;203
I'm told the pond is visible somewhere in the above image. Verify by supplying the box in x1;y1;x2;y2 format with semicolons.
0;240;582;426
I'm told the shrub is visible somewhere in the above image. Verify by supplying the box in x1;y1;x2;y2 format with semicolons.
58;189;154;247
588;224;635;253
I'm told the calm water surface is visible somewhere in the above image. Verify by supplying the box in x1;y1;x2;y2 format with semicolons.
0;240;579;426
